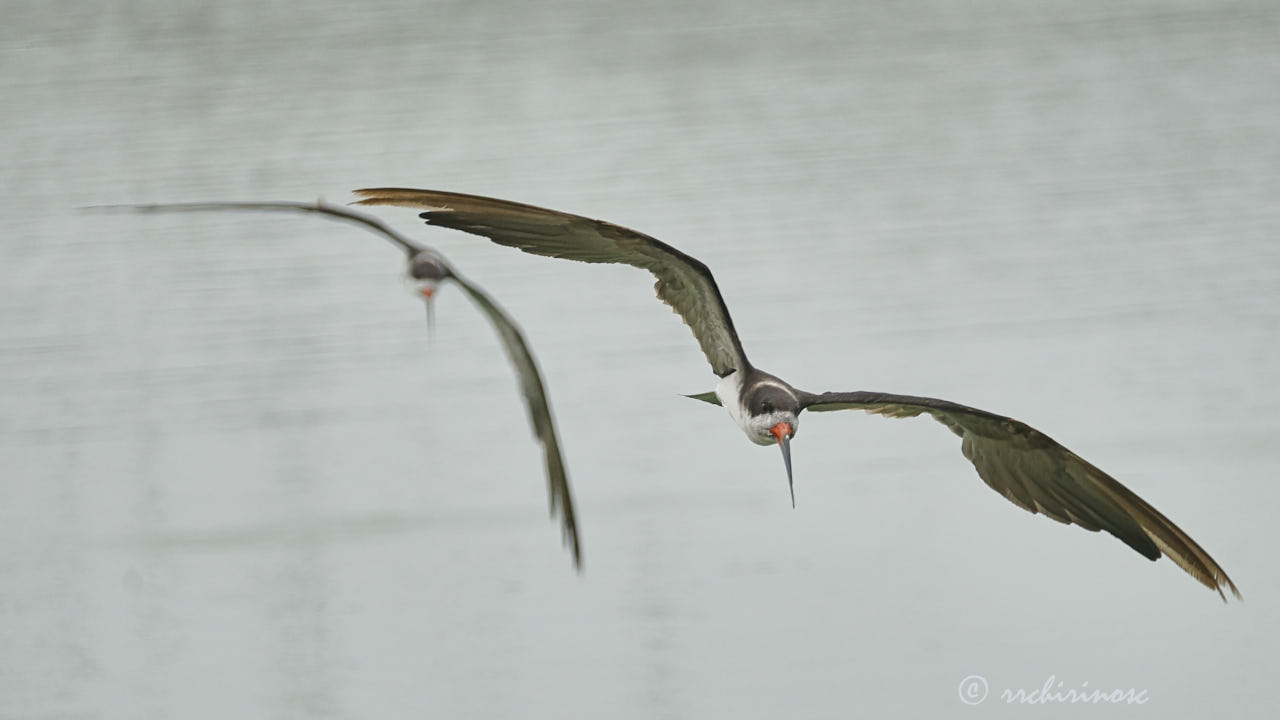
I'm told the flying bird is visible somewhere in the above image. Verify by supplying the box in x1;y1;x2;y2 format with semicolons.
353;187;1239;601
109;200;582;568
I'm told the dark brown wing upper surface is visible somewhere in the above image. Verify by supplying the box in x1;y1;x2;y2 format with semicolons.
448;270;582;567
800;390;1239;601
353;188;750;377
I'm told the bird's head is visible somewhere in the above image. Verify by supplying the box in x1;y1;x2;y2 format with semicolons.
686;377;801;506
408;250;450;292
744;385;800;507
405;250;451;337
743;386;800;446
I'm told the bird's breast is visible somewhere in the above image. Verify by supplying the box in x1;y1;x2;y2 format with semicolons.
715;371;767;443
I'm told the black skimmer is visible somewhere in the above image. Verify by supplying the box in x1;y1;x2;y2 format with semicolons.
107;200;582;568
353;188;1240;601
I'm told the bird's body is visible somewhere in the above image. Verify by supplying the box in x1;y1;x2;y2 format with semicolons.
354;187;1239;601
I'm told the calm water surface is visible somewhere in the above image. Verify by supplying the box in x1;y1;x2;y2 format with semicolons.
2;1;1278;718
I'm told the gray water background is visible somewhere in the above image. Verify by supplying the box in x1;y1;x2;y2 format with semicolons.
2;1;1278;717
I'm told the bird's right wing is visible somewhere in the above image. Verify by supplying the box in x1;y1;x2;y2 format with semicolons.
353;188;750;377
799;390;1240;601
449;271;582;568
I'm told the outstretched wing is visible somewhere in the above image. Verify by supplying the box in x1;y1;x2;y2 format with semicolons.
449;270;582;568
799;390;1240;601
353;188;750;377
103;200;425;254
94;199;583;568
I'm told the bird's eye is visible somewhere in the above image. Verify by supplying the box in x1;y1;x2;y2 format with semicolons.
760;401;773;413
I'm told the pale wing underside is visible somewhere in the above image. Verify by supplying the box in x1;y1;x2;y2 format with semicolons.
353;188;750;377
799;390;1240;601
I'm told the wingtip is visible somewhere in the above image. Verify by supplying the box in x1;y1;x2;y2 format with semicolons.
563;522;583;573
79;203;158;213
349;188;390;207
1219;576;1242;603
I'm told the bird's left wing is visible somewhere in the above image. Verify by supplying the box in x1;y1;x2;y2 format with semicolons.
799;390;1240;601
352;188;751;377
449;270;582;568
99;200;425;254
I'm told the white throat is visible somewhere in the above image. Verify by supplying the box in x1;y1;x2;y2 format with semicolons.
715;371;754;437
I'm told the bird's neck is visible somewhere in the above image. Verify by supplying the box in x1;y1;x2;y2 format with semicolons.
714;370;751;432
